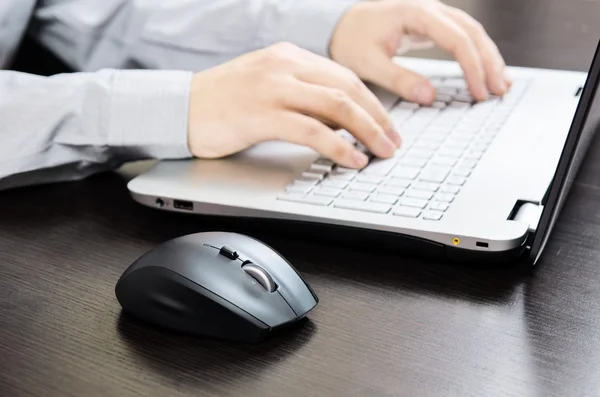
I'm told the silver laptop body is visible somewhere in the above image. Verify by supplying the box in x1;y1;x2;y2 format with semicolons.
126;55;592;263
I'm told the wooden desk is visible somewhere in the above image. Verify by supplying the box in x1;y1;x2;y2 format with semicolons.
2;1;600;396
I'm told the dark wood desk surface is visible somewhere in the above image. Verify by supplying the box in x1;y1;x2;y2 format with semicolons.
2;1;600;396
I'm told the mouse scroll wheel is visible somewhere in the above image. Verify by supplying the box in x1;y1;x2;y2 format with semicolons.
241;262;277;293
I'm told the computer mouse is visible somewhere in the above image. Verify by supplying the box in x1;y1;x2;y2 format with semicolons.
115;231;318;343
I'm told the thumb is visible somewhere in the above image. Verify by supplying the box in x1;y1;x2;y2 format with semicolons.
364;52;436;105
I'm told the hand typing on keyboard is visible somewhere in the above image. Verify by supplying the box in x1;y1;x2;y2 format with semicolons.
330;0;512;104
278;79;528;221
185;0;512;179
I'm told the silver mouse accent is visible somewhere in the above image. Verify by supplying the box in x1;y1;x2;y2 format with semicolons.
242;262;277;292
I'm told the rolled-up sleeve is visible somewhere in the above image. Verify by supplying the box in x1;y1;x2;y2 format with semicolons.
0;69;193;191
29;0;359;72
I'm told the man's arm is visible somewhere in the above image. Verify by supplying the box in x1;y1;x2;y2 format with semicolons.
29;0;358;72
0;69;193;191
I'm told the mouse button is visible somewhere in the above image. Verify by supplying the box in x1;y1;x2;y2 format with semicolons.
218;246;239;260
241;262;277;293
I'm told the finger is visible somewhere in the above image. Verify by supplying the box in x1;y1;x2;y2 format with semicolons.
294;58;401;147
359;50;437;105
442;6;509;95
283;81;397;159
278;112;369;169
404;4;488;101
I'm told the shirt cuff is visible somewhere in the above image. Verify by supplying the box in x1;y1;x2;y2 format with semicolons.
261;0;360;58
108;69;194;160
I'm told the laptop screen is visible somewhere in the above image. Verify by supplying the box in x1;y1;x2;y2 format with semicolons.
529;39;600;264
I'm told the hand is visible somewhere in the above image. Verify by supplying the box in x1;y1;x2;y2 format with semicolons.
187;43;401;168
329;0;512;104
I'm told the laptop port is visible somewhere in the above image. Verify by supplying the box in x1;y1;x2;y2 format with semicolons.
476;241;489;248
173;200;194;211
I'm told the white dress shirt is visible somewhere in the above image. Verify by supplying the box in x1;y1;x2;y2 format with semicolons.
0;0;357;190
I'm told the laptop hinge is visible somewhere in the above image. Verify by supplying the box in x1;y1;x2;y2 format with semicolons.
511;202;544;233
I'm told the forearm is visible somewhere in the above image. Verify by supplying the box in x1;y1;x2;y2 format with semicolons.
0;69;192;191
29;0;359;72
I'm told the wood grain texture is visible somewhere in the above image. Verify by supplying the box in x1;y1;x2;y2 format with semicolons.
3;1;600;396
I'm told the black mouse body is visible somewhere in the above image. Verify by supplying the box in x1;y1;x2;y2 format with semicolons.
115;232;318;343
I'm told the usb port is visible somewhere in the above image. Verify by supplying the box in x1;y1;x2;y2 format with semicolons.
173;200;193;211
476;241;489;248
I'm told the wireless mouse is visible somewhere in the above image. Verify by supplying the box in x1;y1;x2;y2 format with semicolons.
115;231;319;343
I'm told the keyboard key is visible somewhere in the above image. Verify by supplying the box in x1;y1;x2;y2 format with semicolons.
370;194;398;205
429;202;450;212
293;177;318;186
443;78;468;89
377;186;405;196
386;179;411;188
436;93;453;102
435;193;455;203
391;166;421;180
356;175;384;184
314;157;334;166
441;185;460;194
431;157;457;167
423;210;444;221
286;184;314;194
313;187;342;197
419;167;451;183
408;148;435;159
406;190;434;200
310;163;332;172
333;167;359;175
398;101;420;110
431;101;447;109
362;158;397;175
321;180;349;189
412;182;439;192
341;191;369;201
400;157;428;168
398;197;428;209
334;199;391;214
420;133;446;143
444;141;470;150
438;148;464;158
277;194;332;206
452;168;471;177
328;173;355;181
413;140;442;150
449;101;470;108
390;109;413;124
447;177;467;186
393;207;422;218
464;152;483;160
349;183;376;193
460;160;478;169
302;171;325;180
454;93;473;103
436;87;457;96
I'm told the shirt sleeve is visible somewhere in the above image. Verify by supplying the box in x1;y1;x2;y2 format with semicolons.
29;0;359;72
0;69;193;191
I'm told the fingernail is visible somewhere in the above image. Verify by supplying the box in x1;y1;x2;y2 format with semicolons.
386;128;402;147
494;77;507;96
504;70;513;86
412;82;434;104
353;151;369;168
376;134;397;157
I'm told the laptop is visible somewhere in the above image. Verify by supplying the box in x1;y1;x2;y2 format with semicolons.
127;40;600;265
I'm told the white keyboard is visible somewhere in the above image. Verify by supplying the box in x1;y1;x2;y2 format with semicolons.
277;77;529;221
